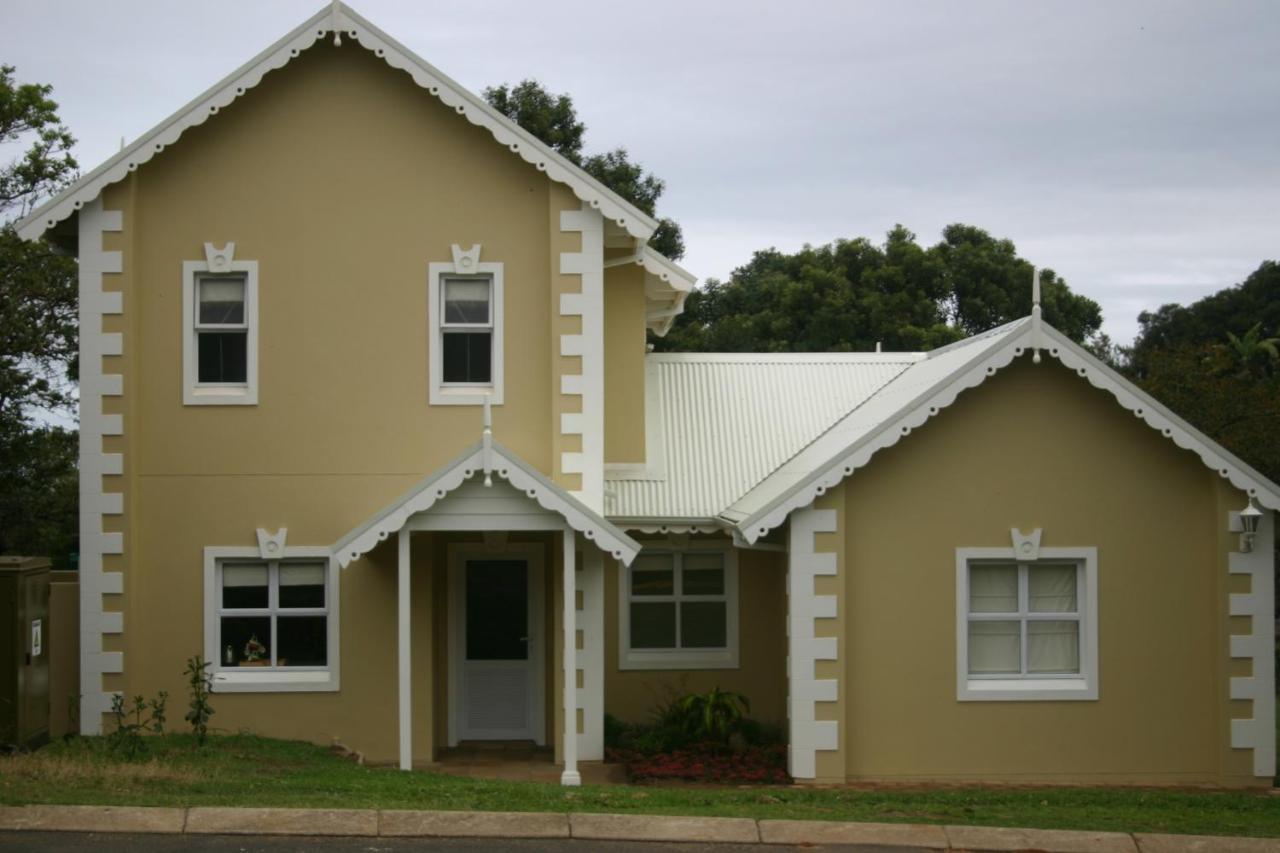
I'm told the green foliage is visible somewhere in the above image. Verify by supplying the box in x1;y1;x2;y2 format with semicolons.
183;656;215;746
483;79;684;260
109;694;154;760
657;224;1101;353
0;64;79;566
675;687;749;743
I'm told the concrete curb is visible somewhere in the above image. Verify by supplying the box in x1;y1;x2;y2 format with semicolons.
2;804;1279;850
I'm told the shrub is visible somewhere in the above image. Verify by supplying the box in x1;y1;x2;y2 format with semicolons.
184;655;215;746
108;692;167;760
675;687;749;743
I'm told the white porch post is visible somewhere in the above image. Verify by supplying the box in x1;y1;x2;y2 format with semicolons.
397;527;412;771
560;527;581;786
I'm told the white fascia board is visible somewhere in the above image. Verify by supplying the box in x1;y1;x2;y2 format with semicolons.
17;2;659;243
332;440;641;569
730;317;1280;544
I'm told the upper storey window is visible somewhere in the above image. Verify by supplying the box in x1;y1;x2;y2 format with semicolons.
183;242;258;405
429;245;504;405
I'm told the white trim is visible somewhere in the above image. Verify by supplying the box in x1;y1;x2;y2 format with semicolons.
578;548;604;760
202;544;339;693
561;528;581;785
182;243;259;406
603;358;668;482
619;540;740;671
559;204;606;512
332;441;640;569
786;505;839;780
446;541;546;746
16;4;659;244
398;528;411;770
636;247;696;337
428;245;504;406
77;197;125;734
735;319;1280;542
954;543;1098;702
1228;510;1275;778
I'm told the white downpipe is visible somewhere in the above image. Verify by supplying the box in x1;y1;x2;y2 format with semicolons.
560;527;581;786
398;528;412;771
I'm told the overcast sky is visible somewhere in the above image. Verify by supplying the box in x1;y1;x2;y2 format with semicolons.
5;0;1277;343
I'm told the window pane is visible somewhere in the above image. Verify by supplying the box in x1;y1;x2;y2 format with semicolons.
198;275;245;324
279;563;326;609
968;620;1020;674
682;553;725;595
277;616;327;667
680;601;726;648
465;560;528;661
1029;563;1077;613
969;563;1018;613
444;277;490;324
441;331;491;383
1028;620;1080;673
220;616;271;666
222;563;268;608
630;602;676;648
631;554;674;596
197;331;248;383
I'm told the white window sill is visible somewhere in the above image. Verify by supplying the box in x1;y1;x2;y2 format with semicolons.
620;649;739;671
185;385;257;406
429;386;501;406
958;677;1096;702
211;668;338;693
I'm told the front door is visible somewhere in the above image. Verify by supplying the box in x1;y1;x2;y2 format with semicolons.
453;555;543;743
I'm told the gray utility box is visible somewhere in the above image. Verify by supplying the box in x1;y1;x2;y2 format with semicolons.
0;556;51;749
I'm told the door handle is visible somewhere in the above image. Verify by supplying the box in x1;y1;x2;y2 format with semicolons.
519;636;529;642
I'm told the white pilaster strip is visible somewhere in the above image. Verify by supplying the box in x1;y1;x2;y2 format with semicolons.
397;528;412;771
558;204;605;512
561;527;581;785
1228;511;1275;778
577;548;604;761
78;197;125;734
787;504;839;780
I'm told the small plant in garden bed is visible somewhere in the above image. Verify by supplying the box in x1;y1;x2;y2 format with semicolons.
608;742;790;785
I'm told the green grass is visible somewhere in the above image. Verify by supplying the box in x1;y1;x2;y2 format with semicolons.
1;734;1279;838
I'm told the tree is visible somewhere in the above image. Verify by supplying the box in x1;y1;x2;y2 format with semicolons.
0;64;79;563
657;224;1102;353
484;79;685;260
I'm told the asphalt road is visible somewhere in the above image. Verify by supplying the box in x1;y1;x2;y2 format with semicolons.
0;832;923;852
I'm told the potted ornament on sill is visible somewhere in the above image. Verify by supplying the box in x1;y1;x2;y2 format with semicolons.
241;634;269;667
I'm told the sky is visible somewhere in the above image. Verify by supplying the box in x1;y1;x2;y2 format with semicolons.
4;0;1278;344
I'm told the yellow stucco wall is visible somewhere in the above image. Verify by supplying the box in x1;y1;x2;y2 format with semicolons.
604;263;647;464
833;357;1253;785
603;546;788;726
110;42;582;760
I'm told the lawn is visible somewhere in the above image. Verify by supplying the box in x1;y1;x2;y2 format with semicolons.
1;734;1279;838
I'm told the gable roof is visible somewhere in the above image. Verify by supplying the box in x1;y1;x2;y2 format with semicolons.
334;439;641;568
17;2;659;243
724;318;1280;542
604;351;923;522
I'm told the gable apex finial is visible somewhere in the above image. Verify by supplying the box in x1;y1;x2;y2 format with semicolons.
330;0;343;46
1031;267;1043;364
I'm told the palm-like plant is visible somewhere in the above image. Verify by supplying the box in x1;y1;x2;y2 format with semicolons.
1222;323;1280;379
676;687;749;742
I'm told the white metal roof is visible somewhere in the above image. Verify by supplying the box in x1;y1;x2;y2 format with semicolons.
604;352;922;522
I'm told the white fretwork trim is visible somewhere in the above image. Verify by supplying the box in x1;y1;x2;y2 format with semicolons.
1228;511;1276;778
737;320;1280;542
78;197;125;734
787;505;839;780
16;4;657;244
332;441;639;569
577;547;604;761
559;204;605;512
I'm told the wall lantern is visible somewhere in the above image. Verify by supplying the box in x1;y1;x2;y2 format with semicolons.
1239;501;1263;553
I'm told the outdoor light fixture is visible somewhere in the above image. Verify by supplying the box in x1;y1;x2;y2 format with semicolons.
1239;500;1263;553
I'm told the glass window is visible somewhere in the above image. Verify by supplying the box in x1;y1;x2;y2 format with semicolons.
626;550;730;654
965;560;1082;678
440;275;493;385
217;559;329;668
194;272;249;385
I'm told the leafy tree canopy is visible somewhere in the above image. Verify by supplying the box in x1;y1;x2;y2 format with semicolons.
657;224;1103;353
484;79;684;259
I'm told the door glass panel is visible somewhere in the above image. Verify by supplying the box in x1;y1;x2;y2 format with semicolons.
465;560;528;661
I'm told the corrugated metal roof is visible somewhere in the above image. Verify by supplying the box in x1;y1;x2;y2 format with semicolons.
605;352;921;521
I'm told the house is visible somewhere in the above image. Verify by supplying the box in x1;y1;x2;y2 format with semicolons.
17;3;1277;787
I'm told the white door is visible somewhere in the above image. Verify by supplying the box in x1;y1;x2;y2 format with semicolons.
454;556;543;742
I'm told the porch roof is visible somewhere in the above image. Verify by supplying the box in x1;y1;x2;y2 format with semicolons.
332;440;641;569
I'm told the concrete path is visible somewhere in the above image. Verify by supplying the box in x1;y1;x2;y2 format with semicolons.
1;804;1278;852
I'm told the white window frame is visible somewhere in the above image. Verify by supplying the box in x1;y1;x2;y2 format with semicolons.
203;545;339;693
618;541;739;670
182;243;258;406
428;246;504;406
955;546;1098;701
